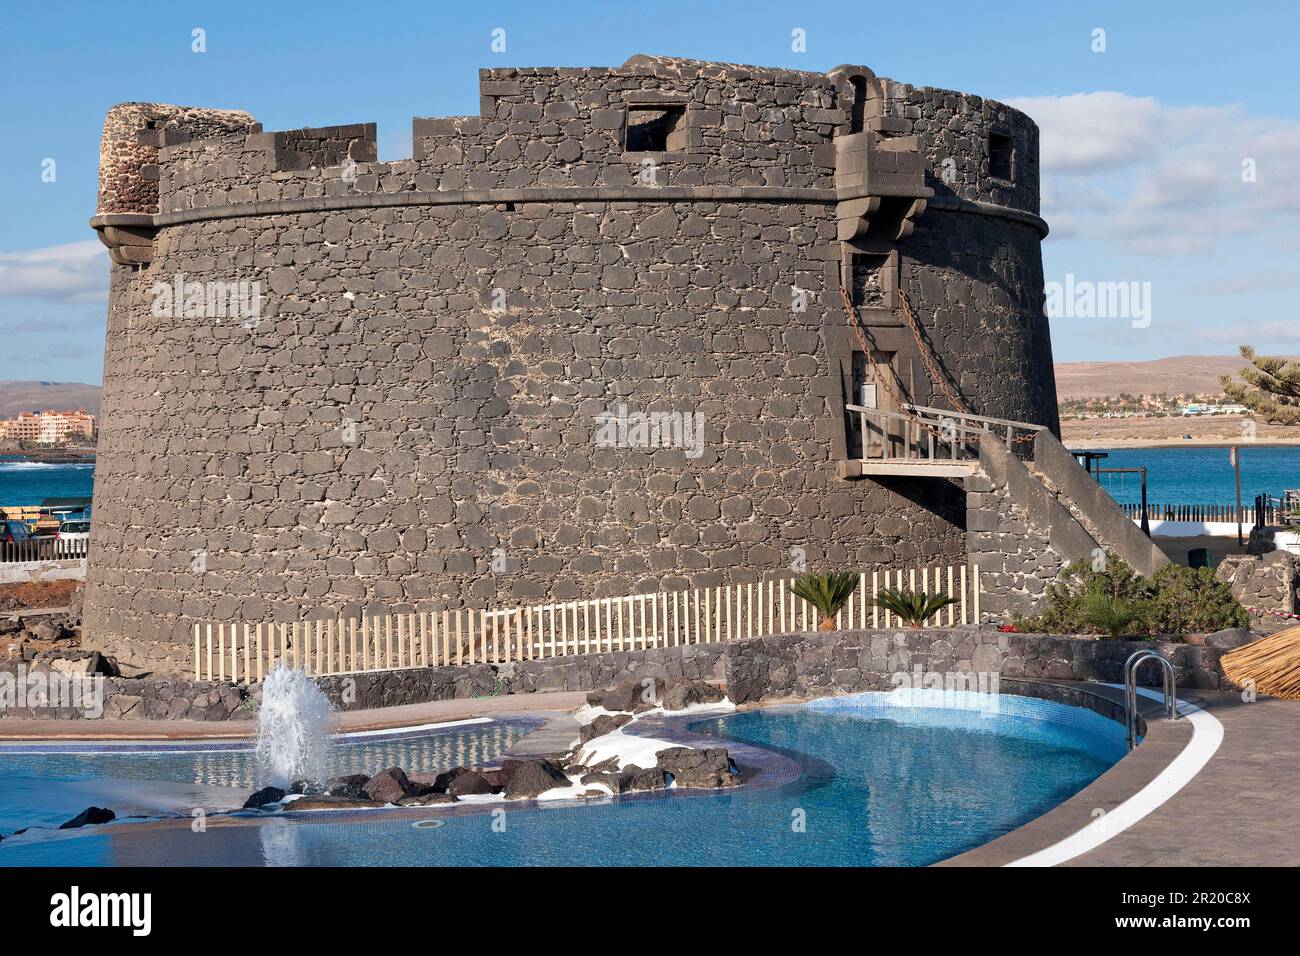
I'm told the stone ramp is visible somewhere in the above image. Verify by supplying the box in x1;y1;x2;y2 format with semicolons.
968;431;1170;618
499;713;582;761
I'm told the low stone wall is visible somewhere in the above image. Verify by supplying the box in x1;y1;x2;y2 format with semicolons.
723;627;1252;704
0;559;86;585
1;627;1250;721
0;669;251;721
1217;551;1298;614
314;644;728;711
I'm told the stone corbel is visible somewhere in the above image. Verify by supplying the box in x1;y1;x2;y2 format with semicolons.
90;213;157;266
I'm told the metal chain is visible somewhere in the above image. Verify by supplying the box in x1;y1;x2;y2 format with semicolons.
838;284;951;440
838;284;1036;448
897;288;969;415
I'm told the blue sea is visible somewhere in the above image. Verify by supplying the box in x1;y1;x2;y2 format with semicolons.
0;459;95;507
1089;444;1300;507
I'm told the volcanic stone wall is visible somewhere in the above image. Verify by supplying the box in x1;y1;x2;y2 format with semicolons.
85;56;1056;671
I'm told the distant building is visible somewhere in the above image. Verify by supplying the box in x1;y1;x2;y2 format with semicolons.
1179;403;1248;416
0;409;96;444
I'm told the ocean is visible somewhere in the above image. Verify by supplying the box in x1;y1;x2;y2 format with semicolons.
1078;444;1300;507
0;459;96;507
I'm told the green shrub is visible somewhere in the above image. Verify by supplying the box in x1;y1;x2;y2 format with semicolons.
874;588;959;628
1012;554;1248;638
1012;556;1150;635
1079;592;1148;639
1146;564;1250;633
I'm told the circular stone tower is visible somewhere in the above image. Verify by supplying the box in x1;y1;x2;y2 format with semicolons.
85;56;1056;672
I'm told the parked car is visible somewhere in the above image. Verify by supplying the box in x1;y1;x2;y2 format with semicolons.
3;519;32;543
57;520;90;541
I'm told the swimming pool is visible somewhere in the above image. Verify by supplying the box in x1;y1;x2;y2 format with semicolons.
0;691;1127;866
0;718;536;832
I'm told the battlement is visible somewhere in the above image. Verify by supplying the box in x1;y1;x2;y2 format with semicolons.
94;56;1039;228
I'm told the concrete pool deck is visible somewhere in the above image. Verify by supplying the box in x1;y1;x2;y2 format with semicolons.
938;682;1300;867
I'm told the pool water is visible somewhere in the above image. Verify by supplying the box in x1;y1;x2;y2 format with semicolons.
0;692;1125;866
0;719;534;832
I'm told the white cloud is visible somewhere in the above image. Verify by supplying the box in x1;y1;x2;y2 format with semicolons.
1009;92;1300;256
1192;271;1300;295
1196;319;1300;352
0;240;108;303
1010;92;1162;172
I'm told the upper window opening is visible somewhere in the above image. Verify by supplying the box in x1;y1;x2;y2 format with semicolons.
626;105;686;152
849;76;867;134
851;253;890;308
988;131;1014;181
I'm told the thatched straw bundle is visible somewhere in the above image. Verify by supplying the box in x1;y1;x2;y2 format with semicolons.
1221;625;1300;701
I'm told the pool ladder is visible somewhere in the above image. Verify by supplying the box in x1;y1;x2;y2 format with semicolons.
1124;649;1178;750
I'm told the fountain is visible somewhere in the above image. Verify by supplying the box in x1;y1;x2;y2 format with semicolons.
255;664;334;789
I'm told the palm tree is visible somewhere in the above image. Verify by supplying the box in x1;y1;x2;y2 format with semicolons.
791;572;860;631
873;588;959;629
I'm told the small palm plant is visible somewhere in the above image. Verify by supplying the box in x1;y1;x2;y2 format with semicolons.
791;572;860;631
874;588;959;629
1080;591;1148;639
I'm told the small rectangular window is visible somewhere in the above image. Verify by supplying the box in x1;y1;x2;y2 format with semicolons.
626;105;686;152
988;132;1014;181
851;253;890;308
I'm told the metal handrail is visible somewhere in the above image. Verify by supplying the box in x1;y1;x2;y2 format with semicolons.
1124;649;1178;750
844;402;1047;465
900;403;1047;433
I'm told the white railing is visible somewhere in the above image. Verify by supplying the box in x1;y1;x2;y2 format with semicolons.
0;537;89;563
845;402;1045;463
191;563;982;683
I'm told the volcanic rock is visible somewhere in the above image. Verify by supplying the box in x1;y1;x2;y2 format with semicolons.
325;774;370;798
502;758;571;799
243;786;287;809
578;712;632;743
661;678;726;711
655;747;741;789
284;796;386;811
397;793;459;806
59;806;117;829
363;767;421;803
447;770;496;796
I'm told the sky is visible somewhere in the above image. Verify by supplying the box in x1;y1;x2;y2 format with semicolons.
1;0;1298;385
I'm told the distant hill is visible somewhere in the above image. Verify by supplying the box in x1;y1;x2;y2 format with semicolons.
1052;355;1271;400
0;381;101;418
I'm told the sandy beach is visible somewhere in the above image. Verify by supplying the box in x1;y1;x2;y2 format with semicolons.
1061;414;1300;449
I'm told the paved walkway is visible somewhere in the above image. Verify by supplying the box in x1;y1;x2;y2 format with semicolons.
1067;688;1300;866
0;690;589;741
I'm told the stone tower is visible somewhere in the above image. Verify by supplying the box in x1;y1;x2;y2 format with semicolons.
86;56;1060;672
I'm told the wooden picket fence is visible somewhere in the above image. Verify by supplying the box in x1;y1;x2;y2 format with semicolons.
192;563;982;683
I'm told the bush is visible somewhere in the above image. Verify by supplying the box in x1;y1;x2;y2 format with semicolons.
1012;555;1248;638
1146;564;1250;633
1079;592;1148;639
